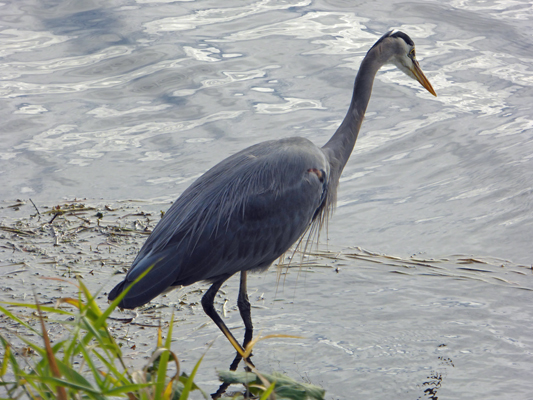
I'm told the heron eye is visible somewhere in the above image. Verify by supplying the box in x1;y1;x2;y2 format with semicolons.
409;48;416;58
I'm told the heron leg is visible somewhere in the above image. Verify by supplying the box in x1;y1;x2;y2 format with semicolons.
237;271;254;358
211;353;245;399
207;273;254;399
201;277;245;355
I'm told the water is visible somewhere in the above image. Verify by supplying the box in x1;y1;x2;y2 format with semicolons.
1;0;532;398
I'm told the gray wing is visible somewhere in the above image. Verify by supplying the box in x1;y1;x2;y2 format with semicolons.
109;137;329;308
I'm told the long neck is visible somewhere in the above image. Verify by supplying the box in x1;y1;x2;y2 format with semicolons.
322;52;383;181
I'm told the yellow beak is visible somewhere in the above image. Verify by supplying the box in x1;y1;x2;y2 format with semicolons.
411;60;437;97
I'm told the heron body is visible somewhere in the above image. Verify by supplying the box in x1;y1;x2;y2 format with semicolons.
109;30;436;361
110;137;329;307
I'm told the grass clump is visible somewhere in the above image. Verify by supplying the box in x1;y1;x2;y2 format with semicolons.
0;268;208;399
0;273;325;399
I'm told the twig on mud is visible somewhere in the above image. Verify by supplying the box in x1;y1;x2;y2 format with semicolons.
29;198;41;215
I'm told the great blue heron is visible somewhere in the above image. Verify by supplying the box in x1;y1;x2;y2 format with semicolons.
109;30;436;358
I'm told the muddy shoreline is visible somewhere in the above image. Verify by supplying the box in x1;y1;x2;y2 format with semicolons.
2;199;531;397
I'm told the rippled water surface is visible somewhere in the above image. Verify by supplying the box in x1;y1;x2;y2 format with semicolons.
1;0;532;398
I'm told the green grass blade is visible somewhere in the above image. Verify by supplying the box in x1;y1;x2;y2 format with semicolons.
153;312;176;400
94;264;155;330
179;354;203;400
21;374;103;395
78;279;104;321
164;312;174;349
259;381;276;400
91;347;131;386
0;340;10;377
154;349;170;400
79;315;117;355
55;358;103;398
76;342;105;388
0;305;41;335
103;383;153;396
1;302;73;316
62;315;83;366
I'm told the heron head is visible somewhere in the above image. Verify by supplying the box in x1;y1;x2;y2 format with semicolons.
376;31;437;97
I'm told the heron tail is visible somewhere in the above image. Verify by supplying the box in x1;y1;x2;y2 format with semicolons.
107;280;130;307
107;250;181;309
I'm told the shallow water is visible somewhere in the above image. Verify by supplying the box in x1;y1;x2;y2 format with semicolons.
1;203;531;399
1;0;532;398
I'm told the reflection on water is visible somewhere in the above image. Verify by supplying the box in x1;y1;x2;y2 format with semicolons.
255;96;326;113
1;0;532;398
143;0;312;34
211;11;373;48
16;110;244;166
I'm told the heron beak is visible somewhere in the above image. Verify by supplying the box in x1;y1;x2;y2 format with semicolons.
411;60;437;97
